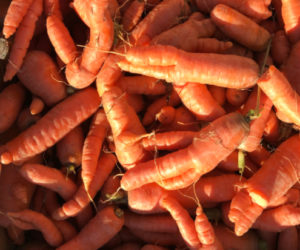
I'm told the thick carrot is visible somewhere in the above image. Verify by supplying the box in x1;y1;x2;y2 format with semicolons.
195;0;271;22
271;30;290;66
102;86;150;168
118;45;260;89
57;206;124;250
4;0;43;82
229;134;300;236
81;109;109;193
0;83;26;134
7;209;63;247
17;50;67;106
121;112;249;191
281;0;300;43
2;0;34;38
52;153;116;220
122;0;145;32
258;65;300;127
174;82;225;122
211;4;271;51
19;163;77;200
0;87;101;165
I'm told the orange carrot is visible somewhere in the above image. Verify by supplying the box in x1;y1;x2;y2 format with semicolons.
121;112;249;191
53;220;77;243
17;50;67;106
174;82;226;122
281;0;300;43
7;209;63;247
44;0;63;19
0;87;101;165
124;93;145;113
2;0;34;38
195;38;232;53
211;4;271;51
75;205;93;229
247;144;271;166
271;30;290;65
263;110;280;143
19;163;77;200
195;0;272;22
258;65;300;127
118;45;260;89
229;134;300;236
4;0;43;81
57;206;124;250
56;126;84;168
122;0;145;32
155;105;176;125
99;175;125;203
0;83;26;134
29;97;45;115
226;88;249;107
208;86;226;106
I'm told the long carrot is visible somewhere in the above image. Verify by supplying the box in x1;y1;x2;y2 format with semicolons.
4;0;43;81
118;44;260;89
57;206;124;250
121;112;249;191
0;87;101;165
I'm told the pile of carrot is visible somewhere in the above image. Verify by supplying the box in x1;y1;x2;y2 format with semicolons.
1;0;300;249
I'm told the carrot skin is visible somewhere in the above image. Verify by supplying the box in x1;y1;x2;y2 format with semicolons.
281;0;300;43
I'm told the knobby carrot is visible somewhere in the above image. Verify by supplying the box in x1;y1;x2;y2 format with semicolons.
118;44;260;89
0;87;101;165
19;163;77;200
17;50;67;106
2;0;34;38
174;82;226;122
258;65;300;127
121;112;249;191
211;4;271;51
4;0;43;81
281;0;300;43
0;83;26;134
57;206;124;250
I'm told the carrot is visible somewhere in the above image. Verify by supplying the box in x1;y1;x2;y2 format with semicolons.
211;4;271;51
271;30;290;66
124;93;145;113
44;190;60;215
226;88;249;107
247;144;271;166
118;44;260;89
102;86;150;168
208;86;226;106
281;0;300;43
195;0;272;22
122;0;145;32
0;83;26;134
17;50;67;106
53;220;77;243
75;205;93;230
17;108;41;131
3;0;43;82
121;112;249;191
0;87;101;165
174;82;226;122
229;134;300;236
19;163;77;200
195;38;233;53
52;153;116;220
159;196;201;249
113;242;142;250
118;75;167;95
278;226;298;250
44;0;63;19
81;109;109;193
56;126;84;168
29;97;45;115
258;65;300;127
2;0;34;38
155;105;176;125
57;206;124;250
263;110;280;143
259;19;279;34
99;175;125;203
7;209;63;247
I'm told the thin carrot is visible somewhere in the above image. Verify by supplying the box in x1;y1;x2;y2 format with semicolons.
211;4;271;51
0;87;101;165
118;44;260;89
121;112;249;191
4;0;43;82
281;0;300;43
17;50;67;106
57;206;124;250
2;0;34;39
0;83;26;134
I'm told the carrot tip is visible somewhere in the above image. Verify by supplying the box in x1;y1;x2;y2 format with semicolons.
0;152;12;165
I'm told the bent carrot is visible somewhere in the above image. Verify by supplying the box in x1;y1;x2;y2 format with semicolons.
57;206;124;250
0;87;101;165
211;4;271;51
118;45;260;89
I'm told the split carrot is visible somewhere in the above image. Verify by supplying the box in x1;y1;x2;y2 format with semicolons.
0;87;101;165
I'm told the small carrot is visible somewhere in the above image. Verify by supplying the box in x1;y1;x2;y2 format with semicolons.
2;0;34;38
211;4;271;51
0;83;26;134
0;87;101;165
57;206;124;250
4;0;43;81
17;50;67;106
281;0;300;43
118;44;260;89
